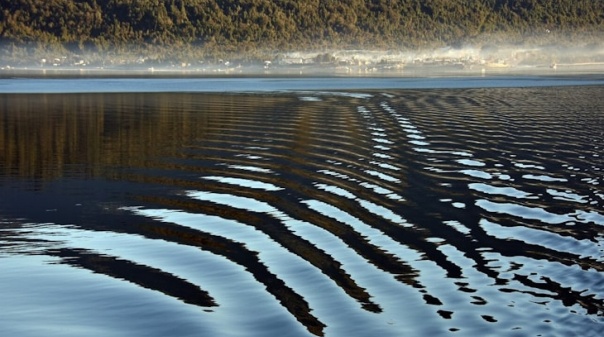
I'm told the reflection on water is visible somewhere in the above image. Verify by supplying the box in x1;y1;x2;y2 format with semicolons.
1;87;604;336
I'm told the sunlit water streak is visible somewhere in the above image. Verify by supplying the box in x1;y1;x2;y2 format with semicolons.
1;83;604;337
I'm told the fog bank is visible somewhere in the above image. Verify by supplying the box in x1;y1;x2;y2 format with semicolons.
2;38;603;77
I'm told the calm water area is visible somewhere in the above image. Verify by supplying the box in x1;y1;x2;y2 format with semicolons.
1;76;603;336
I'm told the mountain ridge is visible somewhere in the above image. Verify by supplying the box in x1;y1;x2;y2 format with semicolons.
1;0;603;63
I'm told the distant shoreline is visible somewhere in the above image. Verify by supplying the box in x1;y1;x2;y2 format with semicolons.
2;62;604;79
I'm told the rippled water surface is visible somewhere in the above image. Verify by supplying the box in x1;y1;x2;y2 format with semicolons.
1;82;604;336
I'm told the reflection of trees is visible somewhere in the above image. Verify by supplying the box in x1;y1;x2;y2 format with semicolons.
0;93;290;182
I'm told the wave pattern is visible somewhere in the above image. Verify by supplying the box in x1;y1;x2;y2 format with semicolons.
1;87;604;336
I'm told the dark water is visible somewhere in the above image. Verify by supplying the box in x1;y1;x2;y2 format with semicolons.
1;83;604;336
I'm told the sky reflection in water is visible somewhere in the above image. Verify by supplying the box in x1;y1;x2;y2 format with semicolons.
1;78;604;337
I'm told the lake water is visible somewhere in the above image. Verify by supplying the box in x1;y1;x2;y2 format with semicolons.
1;77;604;337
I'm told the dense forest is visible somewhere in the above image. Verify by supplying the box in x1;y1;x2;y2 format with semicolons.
1;0;603;62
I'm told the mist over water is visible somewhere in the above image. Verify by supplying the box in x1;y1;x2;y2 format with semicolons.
3;38;604;78
1;81;604;336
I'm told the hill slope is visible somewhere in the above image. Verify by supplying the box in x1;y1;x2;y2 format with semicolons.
1;0;603;61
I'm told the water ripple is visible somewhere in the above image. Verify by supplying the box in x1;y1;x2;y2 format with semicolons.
2;87;604;337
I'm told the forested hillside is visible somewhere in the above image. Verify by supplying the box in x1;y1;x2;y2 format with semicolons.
1;0;603;61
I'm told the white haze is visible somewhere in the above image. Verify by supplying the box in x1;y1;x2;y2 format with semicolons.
2;38;604;77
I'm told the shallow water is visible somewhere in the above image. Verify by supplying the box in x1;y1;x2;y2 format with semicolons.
1;81;604;336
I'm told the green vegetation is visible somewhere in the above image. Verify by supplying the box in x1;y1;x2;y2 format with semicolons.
1;0;603;63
